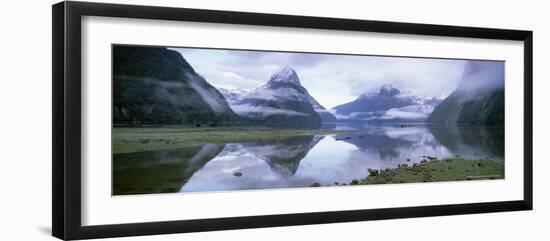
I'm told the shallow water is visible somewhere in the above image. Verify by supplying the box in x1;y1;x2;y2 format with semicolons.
113;124;504;195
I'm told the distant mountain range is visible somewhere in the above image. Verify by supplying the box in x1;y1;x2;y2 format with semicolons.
427;61;504;125
220;67;335;125
332;84;443;123
113;46;237;125
113;46;503;126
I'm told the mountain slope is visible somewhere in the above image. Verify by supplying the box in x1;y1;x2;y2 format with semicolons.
220;67;334;125
332;84;442;123
113;46;238;125
427;61;504;125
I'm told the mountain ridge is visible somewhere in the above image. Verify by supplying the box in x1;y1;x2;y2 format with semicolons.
332;84;442;123
427;61;504;125
220;67;336;124
113;46;238;125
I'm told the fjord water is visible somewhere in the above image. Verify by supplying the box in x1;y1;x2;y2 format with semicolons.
113;124;503;195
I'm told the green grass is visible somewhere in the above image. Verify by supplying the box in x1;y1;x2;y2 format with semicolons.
112;127;359;154
355;157;504;185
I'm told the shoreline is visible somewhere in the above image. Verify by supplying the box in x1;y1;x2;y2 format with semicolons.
315;157;504;187
113;126;362;154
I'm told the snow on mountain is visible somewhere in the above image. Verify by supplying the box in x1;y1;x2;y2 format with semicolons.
267;66;301;84
219;67;336;123
332;84;442;123
219;88;249;104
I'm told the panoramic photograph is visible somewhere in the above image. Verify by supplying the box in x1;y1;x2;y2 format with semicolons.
112;45;505;195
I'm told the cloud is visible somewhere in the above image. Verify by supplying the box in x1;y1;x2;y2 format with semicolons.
230;104;308;117
171;47;494;109
457;60;504;92
380;105;435;120
185;74;226;113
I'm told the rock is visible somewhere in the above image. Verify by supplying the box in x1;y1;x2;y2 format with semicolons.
310;182;321;187
367;168;379;176
233;172;243;177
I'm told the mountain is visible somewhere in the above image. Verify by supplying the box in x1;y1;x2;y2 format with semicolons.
427;61;504;125
306;94;338;122
332;84;442;123
220;67;335;125
113;46;238;125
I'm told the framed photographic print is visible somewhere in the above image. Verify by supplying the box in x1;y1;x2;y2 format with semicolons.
52;1;533;240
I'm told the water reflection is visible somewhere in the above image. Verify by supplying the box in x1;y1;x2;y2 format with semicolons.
113;144;225;195
112;124;504;195
243;135;324;177
428;125;504;162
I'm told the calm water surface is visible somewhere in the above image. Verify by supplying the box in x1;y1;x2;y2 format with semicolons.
113;124;504;195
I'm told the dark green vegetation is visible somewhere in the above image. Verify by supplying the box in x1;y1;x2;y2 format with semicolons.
112;46;506;194
113;46;237;125
427;61;504;125
113;144;224;195
112;127;358;154
427;88;504;125
357;157;503;185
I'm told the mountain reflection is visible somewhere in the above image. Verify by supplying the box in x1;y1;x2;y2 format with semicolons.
428;125;504;162
333;126;445;162
113;144;225;195
241;135;325;177
113;124;505;194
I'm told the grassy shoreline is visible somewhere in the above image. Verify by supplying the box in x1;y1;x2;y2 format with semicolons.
316;157;503;187
113;127;361;154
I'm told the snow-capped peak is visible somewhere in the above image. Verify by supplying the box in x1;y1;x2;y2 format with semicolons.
268;66;300;84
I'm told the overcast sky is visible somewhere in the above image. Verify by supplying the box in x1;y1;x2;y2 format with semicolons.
171;47;471;109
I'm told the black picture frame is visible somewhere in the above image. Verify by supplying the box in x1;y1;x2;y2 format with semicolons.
52;1;533;240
